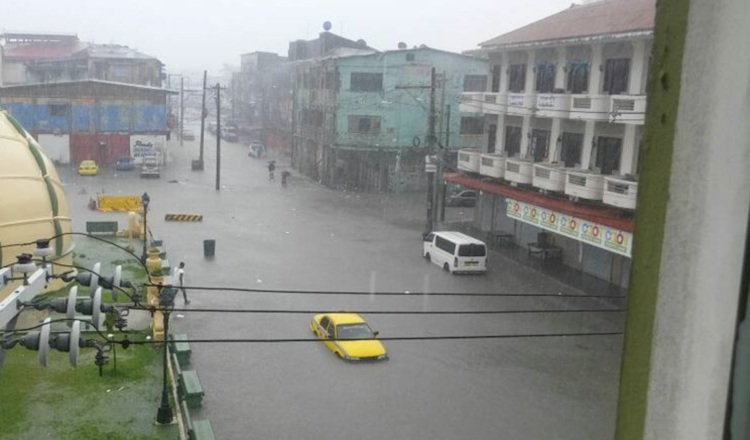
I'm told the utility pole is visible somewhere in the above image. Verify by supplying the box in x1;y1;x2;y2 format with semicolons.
395;67;438;235
180;77;184;147
439;104;451;222
214;83;222;191
199;70;207;165
291;80;298;169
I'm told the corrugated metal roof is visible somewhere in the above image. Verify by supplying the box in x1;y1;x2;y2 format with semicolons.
0;79;177;94
3;41;89;60
480;0;655;48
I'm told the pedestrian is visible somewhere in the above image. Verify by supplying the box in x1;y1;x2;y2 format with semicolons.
174;262;189;304
268;161;276;181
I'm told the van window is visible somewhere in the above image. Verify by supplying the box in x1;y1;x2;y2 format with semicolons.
458;244;486;257
436;236;456;254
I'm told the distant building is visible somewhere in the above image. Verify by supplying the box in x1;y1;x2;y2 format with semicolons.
293;46;488;191
0;32;163;87
0;80;176;165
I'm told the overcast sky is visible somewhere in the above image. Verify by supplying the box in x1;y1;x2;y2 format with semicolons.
3;0;575;75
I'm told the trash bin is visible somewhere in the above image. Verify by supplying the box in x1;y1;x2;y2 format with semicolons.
203;239;216;258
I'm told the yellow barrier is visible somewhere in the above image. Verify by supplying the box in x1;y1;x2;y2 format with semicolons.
97;195;142;212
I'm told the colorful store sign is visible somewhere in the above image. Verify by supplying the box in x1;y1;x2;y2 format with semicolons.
507;198;632;257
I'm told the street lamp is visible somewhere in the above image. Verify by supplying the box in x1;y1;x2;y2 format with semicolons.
155;286;177;424
141;192;150;263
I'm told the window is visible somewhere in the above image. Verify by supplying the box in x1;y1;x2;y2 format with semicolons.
530;129;550;162
535;63;556;93
603;58;631;95
324;72;338;90
458;244;486;257
435;236;456;255
567;61;589;94
320;316;330;329
560;132;584;167
49;104;68;117
348;115;381;134
350;72;383;92
491;65;501;93
325;322;336;338
595;136;623;175
463;75;488;92
337;324;374;339
487;124;497;153
460;117;484;135
504;125;522;156
508;64;526;92
406;53;415;61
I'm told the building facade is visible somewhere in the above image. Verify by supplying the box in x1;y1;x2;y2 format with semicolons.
294;47;488;191
0;80;175;165
452;0;654;287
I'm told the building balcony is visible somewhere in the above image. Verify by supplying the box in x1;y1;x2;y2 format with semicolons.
603;174;639;209
535;93;571;119
564;169;606;201
505;157;534;185
479;153;506;179
532;162;568;192
569;94;611;121
457;148;481;173
506;93;537;117
459;92;507;115
609;95;646;125
482;93;508;114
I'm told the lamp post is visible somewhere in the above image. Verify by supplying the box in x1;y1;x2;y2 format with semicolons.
155;286;177;424
141;192;150;263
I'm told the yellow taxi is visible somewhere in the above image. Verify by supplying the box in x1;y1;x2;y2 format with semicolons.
310;313;388;362
78;160;99;176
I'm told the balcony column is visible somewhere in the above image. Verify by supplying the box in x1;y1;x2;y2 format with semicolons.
520;115;532;157
524;50;536;93
555;47;566;90
629;40;647;95
581;120;596;169
620;124;639;175
499;52;509;93
588;44;603;94
548;118;562;162
495;114;506;154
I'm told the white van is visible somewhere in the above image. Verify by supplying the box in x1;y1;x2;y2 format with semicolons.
423;231;487;274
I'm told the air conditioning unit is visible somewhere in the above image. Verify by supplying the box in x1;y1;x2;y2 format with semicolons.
505;157;534;185
532;163;567;192
457;148;481;173
564;169;605;200
603;174;638;209
479;153;506;179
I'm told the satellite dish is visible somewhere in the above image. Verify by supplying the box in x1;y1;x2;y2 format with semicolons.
92;287;102;329
398;42;407;50
323;21;332;31
357;39;367;46
419;44;428;49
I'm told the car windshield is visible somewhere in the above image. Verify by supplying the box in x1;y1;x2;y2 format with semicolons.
336;324;375;340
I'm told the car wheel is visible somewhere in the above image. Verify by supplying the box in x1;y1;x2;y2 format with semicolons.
443;263;450;272
425;253;431;262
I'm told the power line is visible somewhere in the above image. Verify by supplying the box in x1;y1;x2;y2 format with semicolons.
132;306;626;315
145;284;627;299
458;96;645;116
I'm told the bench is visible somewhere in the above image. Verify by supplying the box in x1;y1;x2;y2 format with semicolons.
172;352;204;408
527;243;563;264
170;333;192;366
85;221;119;236
486;230;514;246
181;400;216;440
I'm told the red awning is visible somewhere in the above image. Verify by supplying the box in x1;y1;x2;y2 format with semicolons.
444;172;634;232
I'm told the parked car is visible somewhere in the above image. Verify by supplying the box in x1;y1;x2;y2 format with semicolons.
182;129;196;141
310;313;388;361
222;127;238;143
423;231;487;274
78;160;98;176
207;122;217;134
446;190;478;207
115;156;135;171
140;157;161;178
247;142;267;158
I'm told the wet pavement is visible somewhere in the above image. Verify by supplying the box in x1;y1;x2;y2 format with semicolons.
60;133;625;440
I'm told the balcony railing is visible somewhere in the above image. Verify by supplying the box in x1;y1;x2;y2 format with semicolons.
536;94;571;119
532;163;567;192
506;93;537;117
564;169;606;200
569;94;611;121
603;175;639;209
505;157;534;185
609;95;646;124
479;153;506;179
